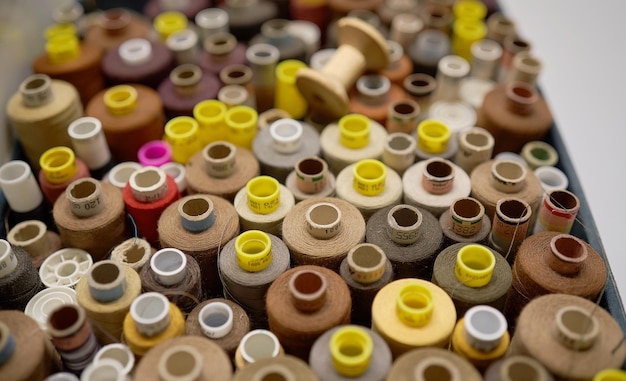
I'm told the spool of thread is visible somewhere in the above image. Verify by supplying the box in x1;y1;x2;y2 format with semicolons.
253;118;321;183
158;193;239;297
414;119;458;161
195;8;229;42
246;43;280;113
402;158;472;218
7;75;82;170
133;336;233;380
164;161;187;194
225;105;259;150
140;248;203;313
285;156;337;202
186;298;251;358
166;28;199;65
386;347;483;381
339;243;393;327
486;12;516;45
193;99;228;145
102;38;174;88
199;32;247;75
380;132;416;177
0;310;57;381
499;36;532;83
158;64;222;118
110;237;154;272
163;116;203;164
266;265;352;360
506;52;543;87
432;243;511;316
371;279;457;358
92;343;135;379
488;197;532;260
379;40;413;86
283;197;366;271
0;242;44;311
38;146;91;205
220;64;257;107
234;329;285;369
534;166;569;194
103;162;142;191
219;231;290;326
38;248;93;289
233;355;319;381
348;74;406;126
53;177;129;260
32;33;104;105
520;140;559;170
25;287;78;331
408;29;450;77
433;55;470;102
137;140;172;168
7;220;62;268
504;231;607;331
83;8;151;51
152;11;188;40
47;304;99;374
469;39;502;82
219;85;251;108
233;177;295;236
186;141;260;202
250;19;307;62
484;355;554;381
533;189;580;234
403;73;437;119
309;325;392;381
67;117;113;179
508;294;626;380
470;159;544;225
386;99;420;135
439;197;491;246
454;127;495;175
366;204;443;280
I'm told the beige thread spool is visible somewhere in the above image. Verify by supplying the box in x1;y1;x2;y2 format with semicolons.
382;132;416;176
7;220;62;269
285;156;337;202
233;180;295;237
454;127;495;175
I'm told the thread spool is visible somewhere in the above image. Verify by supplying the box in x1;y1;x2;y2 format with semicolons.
83;8;151;51
266;265;352;360
366;204;442;280
272;59;308;120
386;347;483;381
484;355;554;381
0;310;57;381
158;193;239;298
133;336;232;380
233;355;319;381
0;242;44;311
0;160;45;215
165;163;187;193
199;32;247;75
75;260;142;344
92;343;134;378
219;76;254;109
439;197;491;246
339;243;394;327
486;12;516;45
534;166;569;194
508;294;626;380
158;64;222;118
233;178;295;236
379;40;413;86
520;141;559;170
454;127;495;175
507;52;542;87
469;39;502;81
371;279;457;358
283;197;366;271
38;248;93;289
432;243;511;316
381;132;416;176
499;36;531;83
67;117;112;179
434;55;470;102
250;19;307;62
110;237;154;272
7;220;61;268
137;140;171;168
285;156;337;201
195;8;229;41
25;287;78;331
219;231;290;326
86;84;166;162
533;189;580;235
348;74;406;126
296;17;389;120
103;162;142;191
235;329;284;369
193;100;228;144
414;119;457;161
163;116;203;164
246;43;280;112
166;28;199;65
38;146;91;205
386;99;420;135
226;105;259;150
408;29;450;77
152;11;188;40
488;197;532;260
102;38;175;88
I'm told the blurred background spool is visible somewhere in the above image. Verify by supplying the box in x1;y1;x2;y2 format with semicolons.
484;355;554;381
385;347;482;381
233;355;319;381
158;63;221;118
82;8;151;51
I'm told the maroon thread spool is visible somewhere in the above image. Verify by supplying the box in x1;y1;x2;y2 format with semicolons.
83;8;151;51
158;64;222;118
143;0;211;20
199;32;248;76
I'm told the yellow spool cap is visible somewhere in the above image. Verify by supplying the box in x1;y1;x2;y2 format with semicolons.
453;19;488;61
104;85;138;116
153;11;188;41
353;159;386;196
594;369;626;381
454;244;495;288
235;230;273;272
44;23;77;40
396;283;434;327
329;326;374;377
193;100;228;144
453;0;487;21
39;146;78;184
417;120;451;154
46;33;80;64
164;116;202;164
339;114;370;149
225;105;258;150
246;176;280;214
275;59;308;120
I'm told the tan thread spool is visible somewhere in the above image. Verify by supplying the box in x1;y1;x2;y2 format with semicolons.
454;126;495;175
7;220;62;269
233;181;295;237
382;132;416;176
110;237;155;272
285;156;337;202
385;347;483;381
439;197;491;246
282;197;366;271
488;197;532;261
233;355;319;381
484;355;554;381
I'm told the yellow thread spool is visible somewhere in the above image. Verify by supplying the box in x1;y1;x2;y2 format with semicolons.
246;176;280;214
396;283;434;327
39;146;77;184
104;85;138;116
235;230;273;273
193;100;228;144
339;114;370;149
417;119;451;154
275;59;308;120
453;19;488;62
352;159;386;196
225;105;258;150
44;23;77;40
453;0;487;21
454;244;495;287
123;302;185;357
164;116;202;164
153;11;188;41
46;33;80;64
594;369;626;381
329;326;374;377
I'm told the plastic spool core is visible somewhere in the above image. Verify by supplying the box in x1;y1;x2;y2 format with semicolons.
463;129;492;150
40;147;77;184
235;230;273;272
118;38;153;66
20;74;53;107
353;159;387;196
387;204;422;245
66;178;104;217
195;8;229;35
240;330;281;364
129;167;168;203
203;141;237;178
94;343;135;376
329;326;374;377
422;158;454;195
295;157;328;194
339;114;370;149
396;283;434;327
204;33;237;55
414;357;461;381
357;74;391;102
464;305;507;351
555;306;599;351
0;160;44;213
104;85;138;115
198;301;234;339
269;119;303;154
455;244;495;287
246;176;280;214
107;162;142;190
289;269;328;313
491;160;527;193
417;120;450;154
130;292;171;337
88;261;126;302
0;239;18;278
347;243;386;284
305;202;342;239
150;248;187;286
158;345;203;381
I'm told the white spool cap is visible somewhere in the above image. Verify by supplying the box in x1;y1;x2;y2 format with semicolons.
0;240;18;278
129;166;168;203
68;117;111;171
463;305;508;352
105;161;143;190
161;162;187;194
534;166;569;193
195;8;229;37
269;118;303;154
94;343;135;376
39;248;93;288
81;358;125;381
150;248;187;286
198;301;234;339
166;29;199;65
25;287;78;331
240;329;281;364
0;160;44;213
119;38;153;66
130;292;171;337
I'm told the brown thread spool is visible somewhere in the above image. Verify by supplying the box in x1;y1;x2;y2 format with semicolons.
498;35;530;82
285;156;337;202
439;197;491;246
6;74;82;170
53;177;129;261
503;232;607;333
282;197;366;271
246;43;280;113
507;294;626;380
386;99;421;135
199;32;248;75
185;142;260;202
233;355;319;381
110;237;155;273
484;355;554;381
431;243;512;317
233;180;295;236
349;74;407;126
266;265;352;360
0;243;44;311
385;347;483;381
158;193;240;298
83;8;151;51
158;63;222;117
403;73;437;119
477;82;553;154
86;84;166;163
220;63;257;108
7;220;62;269
366;204;442;280
488;197;532;261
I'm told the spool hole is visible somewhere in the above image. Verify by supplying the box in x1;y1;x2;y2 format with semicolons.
459;246;493;272
56;261;78;278
293;271;323;295
202;309;229;328
355;162;384;180
422;364;452;381
425;160;452;178
70;180;96;199
229;110;253;124
25;77;47;90
134;169;161;188
13;223;42;242
394;102;416;115
153;249;185;273
241;240;266;255
494;161;524;182
352;246;383;269
261;373;287;381
243;332;278;361
499;199;528;219
530;147;549;160
208;143;232;160
168;120;194;135
560;309;595;337
552;236;586;260
309;204;339;226
468;309;503;335
134;294;168;320
71;120;98;136
510;85;533;99
388;135;412;150
272;120;300;139
465;132;489;147
453;199;482;219
297;158;324;175
182;198;210;217
507;362;539;381
124;244;146;264
393;207;419;227
165;349;198;377
49;305;79;331
91;262;120;285
549;190;578;210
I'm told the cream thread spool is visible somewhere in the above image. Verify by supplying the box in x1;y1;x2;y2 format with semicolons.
459;76;496;110
202;141;238;178
507;51;542;87
434;55;470;102
470;39;502;81
454;127;495;175
7;219;61;268
157;345;204;381
489;197;532;259
104;161;142;190
520;140;559;170
390;13;423;53
382;132;416;176
415;119;458;161
286;156;336;201
93;343;135;377
195;8;229;42
218;84;250;107
110;237;153;272
440;197;491;245
166;28;199;65
117;38;153;66
236;329;282;369
534;189;580;234
309;48;336;71
67;117;112;177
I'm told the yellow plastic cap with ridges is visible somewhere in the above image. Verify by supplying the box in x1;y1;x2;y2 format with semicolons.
39;146;77;184
246;176;280;214
44;23;78;40
164;116;202;164
225;105;258;150
235;230;272;272
275;59;308;120
153;11;188;41
417;119;451;154
396;282;434;327
453;19;488;61
339;114;370;149
329;326;374;377
353;159;386;196
46;33;80;64
104;85;138;116
594;369;626;381
453;0;487;21
193;100;228;144
454;244;495;287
